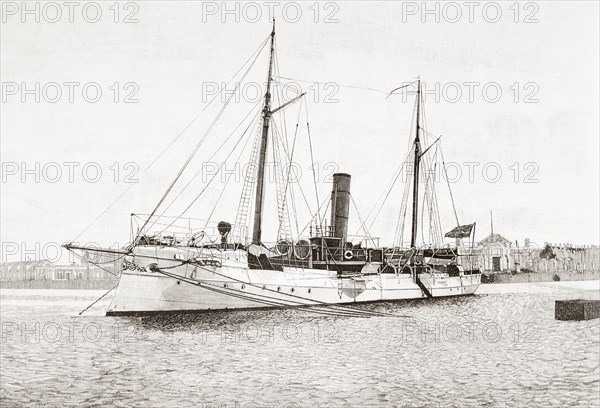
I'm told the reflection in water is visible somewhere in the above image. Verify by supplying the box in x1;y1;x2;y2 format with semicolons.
1;282;599;407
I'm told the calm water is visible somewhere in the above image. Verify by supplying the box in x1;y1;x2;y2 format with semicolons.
1;282;599;408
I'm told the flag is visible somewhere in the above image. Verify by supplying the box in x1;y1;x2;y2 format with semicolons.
444;224;474;238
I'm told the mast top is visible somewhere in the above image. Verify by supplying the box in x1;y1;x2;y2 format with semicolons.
272;18;275;35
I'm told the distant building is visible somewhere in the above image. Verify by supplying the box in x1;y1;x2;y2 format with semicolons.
476;233;512;272
0;260;119;281
0;260;54;281
466;234;600;274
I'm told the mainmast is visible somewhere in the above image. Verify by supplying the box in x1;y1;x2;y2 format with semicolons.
410;79;422;249
252;20;276;244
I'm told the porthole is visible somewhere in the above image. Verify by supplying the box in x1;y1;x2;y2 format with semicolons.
176;281;181;285
277;286;281;292
308;288;311;294
291;288;295;293
241;284;246;290
224;283;227;288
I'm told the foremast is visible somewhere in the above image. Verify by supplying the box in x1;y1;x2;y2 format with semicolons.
252;20;276;245
410;79;422;251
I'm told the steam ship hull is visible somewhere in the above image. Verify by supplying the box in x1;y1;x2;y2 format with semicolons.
107;248;480;315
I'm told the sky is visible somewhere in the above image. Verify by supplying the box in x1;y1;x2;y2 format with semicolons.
1;1;599;264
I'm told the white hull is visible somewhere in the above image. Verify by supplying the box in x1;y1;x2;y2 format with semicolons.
107;247;480;315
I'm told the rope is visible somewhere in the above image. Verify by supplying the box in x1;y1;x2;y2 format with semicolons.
173;271;373;318
153;265;399;318
273;75;388;95
304;97;322;225
440;140;461;227
200;115;258;232
78;284;118;315
154;99;263;223
349;193;374;245
154;109;262;236
136;36;269;241
71;34;270;244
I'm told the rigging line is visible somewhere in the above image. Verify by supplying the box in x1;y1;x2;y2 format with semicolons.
393;174;409;248
273;40;290;155
70;243;400;318
146;34;270;171
320;194;331;228
420;159;429;245
397;157;412;248
303;97;322;227
273;75;388;95
287;104;305;239
297;194;330;238
386;80;419;99
153;263;370;317
272;120;314;218
427;155;443;245
136;39;268;243
70;34;270;244
155;268;373;318
198;277;376;318
185;261;396;318
201;115;257;231
71;187;133;243
430;144;443;243
286;102;305;240
420;148;434;244
363;149;411;233
64;243;131;264
276;102;302;240
79;284;120;315
350;193;374;244
155;99;263;222
362;161;403;229
156;270;297;308
142;77;257;238
287;165;301;240
155;112;260;237
439;140;460;227
85;252;129;266
418;109;442;244
78;284;119;315
66;249;119;277
361;96;415;231
149;102;263;234
133;213;216;223
270;122;290;240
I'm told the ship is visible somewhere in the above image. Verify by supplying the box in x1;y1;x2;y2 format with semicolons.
65;22;481;316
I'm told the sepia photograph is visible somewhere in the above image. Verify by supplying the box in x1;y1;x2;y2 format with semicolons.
1;1;599;407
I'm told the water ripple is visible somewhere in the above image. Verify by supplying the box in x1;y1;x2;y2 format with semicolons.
1;283;599;407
